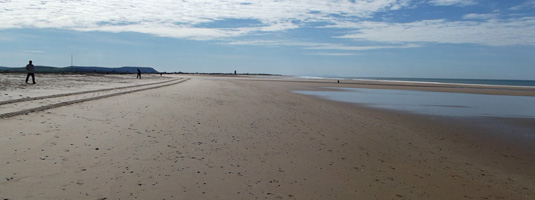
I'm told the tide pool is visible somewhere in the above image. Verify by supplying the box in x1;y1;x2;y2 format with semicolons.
295;88;535;118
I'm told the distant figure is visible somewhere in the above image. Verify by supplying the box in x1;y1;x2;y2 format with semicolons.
234;70;237;75
337;80;340;84
25;60;36;84
136;68;141;79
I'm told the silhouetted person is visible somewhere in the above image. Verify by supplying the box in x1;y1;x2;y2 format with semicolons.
25;60;36;84
136;68;141;79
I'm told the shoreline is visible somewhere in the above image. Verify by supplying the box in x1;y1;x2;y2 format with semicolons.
269;76;535;96
294;76;535;89
0;74;533;199
270;77;535;152
233;76;535;198
251;76;535;146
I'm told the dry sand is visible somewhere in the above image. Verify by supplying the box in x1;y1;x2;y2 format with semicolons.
0;73;171;102
0;74;534;199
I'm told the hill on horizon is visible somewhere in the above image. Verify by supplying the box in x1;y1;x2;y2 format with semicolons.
0;66;159;73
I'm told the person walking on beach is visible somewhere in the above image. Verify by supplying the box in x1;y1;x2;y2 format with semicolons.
25;60;36;84
136;68;141;79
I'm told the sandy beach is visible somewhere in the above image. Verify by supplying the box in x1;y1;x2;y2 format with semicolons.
0;74;534;199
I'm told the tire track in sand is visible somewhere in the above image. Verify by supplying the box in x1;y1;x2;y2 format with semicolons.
0;78;178;106
0;78;189;118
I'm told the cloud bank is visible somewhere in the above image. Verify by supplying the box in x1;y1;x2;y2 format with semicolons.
332;18;535;46
1;0;534;47
429;0;477;7
1;0;405;39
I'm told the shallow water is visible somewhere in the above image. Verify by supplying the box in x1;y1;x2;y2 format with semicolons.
295;88;535;118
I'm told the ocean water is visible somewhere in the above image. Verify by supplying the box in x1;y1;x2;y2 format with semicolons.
295;88;535;118
298;76;535;87
353;78;535;87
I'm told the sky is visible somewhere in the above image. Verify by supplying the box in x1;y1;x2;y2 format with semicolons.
1;0;534;79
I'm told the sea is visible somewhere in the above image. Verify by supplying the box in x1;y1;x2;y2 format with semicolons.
294;76;535;121
295;88;535;118
294;83;535;143
296;76;535;87
295;76;535;145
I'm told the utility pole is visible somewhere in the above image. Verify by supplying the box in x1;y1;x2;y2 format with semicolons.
71;54;73;67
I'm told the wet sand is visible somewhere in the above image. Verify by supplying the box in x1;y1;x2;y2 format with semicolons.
0;74;533;199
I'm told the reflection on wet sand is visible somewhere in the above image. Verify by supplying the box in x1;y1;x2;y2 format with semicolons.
295;87;535;118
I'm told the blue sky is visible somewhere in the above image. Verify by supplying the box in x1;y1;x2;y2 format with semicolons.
1;0;534;79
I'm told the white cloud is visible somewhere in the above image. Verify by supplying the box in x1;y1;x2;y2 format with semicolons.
510;0;535;10
429;0;477;7
305;53;361;56
305;43;420;50
226;39;420;50
76;23;250;40
226;40;315;46
462;13;497;20
332;17;535;46
0;0;410;40
23;50;44;53
1;0;533;48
